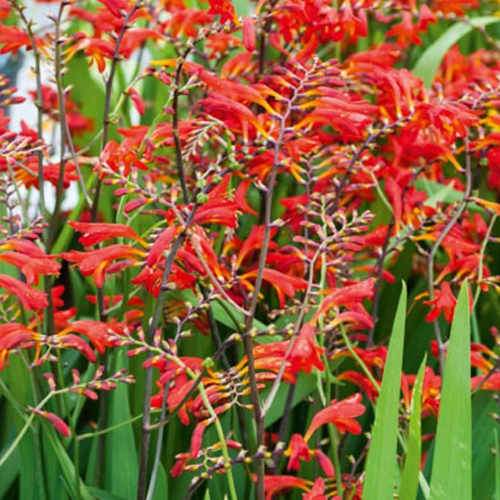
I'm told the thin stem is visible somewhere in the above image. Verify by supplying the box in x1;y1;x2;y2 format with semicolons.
91;1;142;220
473;214;497;308
145;384;169;500
172;47;192;203
427;141;472;372
136;230;189;500
10;0;47;217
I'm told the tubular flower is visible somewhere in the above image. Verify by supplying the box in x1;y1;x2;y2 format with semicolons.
317;279;375;318
0;274;48;310
70;221;145;246
207;0;236;23
62;244;146;288
240;268;307;308
423;282;457;323
57;320;121;355
31;408;71;437
0;252;60;285
287;323;324;375
0;26;32;54
304;394;366;441
264;475;309;500
0;323;37;369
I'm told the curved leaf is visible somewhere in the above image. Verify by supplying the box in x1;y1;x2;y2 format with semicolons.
413;17;500;88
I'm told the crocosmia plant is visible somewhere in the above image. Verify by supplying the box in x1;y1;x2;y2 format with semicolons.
0;0;498;499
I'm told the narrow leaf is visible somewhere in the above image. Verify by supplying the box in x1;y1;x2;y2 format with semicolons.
363;282;407;500
399;355;426;500
429;283;471;500
413;17;499;88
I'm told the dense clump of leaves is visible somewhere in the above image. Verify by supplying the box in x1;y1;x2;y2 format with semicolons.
0;0;498;499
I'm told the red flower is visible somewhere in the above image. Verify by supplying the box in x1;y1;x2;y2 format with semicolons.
240;268;307;308
264;475;309;500
62;244;145;288
207;0;236;23
424;282;456;323
242;17;256;52
0;323;37;370
31;409;71;437
0;274;48;310
70;221;144;246
288;323;324;375
337;370;379;402
304;394;365;441
0;251;60;285
317;279;374;318
286;434;311;471
303;478;327;500
57;320;120;355
0;26;31;54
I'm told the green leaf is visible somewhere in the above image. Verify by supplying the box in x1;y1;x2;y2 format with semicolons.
495;429;500;500
413;17;500;88
429;282;471;500
400;355;426;500
44;426;93;500
3;357;46;500
105;350;138;498
87;487;125;500
470;391;499;500
363;282;407;500
263;373;316;428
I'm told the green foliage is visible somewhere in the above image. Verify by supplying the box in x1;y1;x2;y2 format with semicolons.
413;17;500;88
399;356;426;500
429;283;471;500
363;283;407;500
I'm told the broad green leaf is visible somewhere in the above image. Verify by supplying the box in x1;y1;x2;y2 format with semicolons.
429;283;471;500
413;17;500;88
363;282;407;500
400;355;426;500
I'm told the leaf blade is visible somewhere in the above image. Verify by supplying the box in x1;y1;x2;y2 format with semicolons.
399;355;426;500
429;283;471;500
412;17;499;88
362;282;407;500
